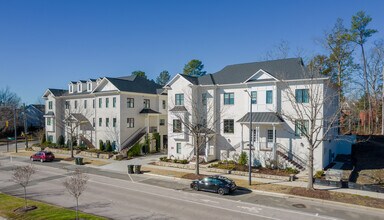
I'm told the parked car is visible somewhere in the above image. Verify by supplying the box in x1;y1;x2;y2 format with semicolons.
190;176;237;195
30;151;55;162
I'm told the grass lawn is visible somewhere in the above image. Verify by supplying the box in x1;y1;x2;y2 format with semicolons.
0;193;107;220
142;165;384;209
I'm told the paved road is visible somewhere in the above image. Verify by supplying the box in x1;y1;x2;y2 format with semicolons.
0;156;383;220
0;141;38;153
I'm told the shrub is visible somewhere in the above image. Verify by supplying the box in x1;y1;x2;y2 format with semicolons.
285;167;299;174
152;133;160;151
57;135;65;146
105;140;112;152
238;152;248;166
99;140;105;151
314;170;325;179
179;159;188;164
159;156;168;162
127;143;142;157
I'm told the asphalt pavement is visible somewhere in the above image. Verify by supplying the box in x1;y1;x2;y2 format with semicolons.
1;156;383;220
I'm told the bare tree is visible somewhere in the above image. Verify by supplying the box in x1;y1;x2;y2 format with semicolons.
56;100;94;157
278;68;341;190
63;168;89;220
366;40;384;134
0;87;21;132
11;165;36;209
170;89;226;175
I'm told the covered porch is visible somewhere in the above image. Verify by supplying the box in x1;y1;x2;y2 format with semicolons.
238;112;285;150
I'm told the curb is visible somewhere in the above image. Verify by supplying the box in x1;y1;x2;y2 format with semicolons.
250;189;384;213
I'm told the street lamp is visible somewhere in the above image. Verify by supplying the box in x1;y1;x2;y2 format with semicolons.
244;89;252;186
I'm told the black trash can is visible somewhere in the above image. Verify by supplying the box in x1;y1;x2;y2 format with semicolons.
75;157;83;165
127;165;134;174
134;165;141;174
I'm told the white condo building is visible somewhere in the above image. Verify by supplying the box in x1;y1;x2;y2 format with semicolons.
42;75;168;153
165;58;348;170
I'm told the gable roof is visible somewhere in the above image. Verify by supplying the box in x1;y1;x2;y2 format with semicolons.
105;76;163;94
175;58;319;86
44;89;68;97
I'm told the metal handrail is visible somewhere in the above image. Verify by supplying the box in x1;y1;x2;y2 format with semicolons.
120;127;146;150
276;143;307;168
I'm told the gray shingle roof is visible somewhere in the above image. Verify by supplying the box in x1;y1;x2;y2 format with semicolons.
48;89;68;96
169;106;188;112
139;108;160;114
237;112;284;123
179;58;315;86
106;76;163;94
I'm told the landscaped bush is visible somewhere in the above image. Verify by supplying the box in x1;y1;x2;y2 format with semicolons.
238;152;248;166
105;140;112;152
99;140;105;151
152;133;160;151
57;135;65;146
41;133;46;144
314;170;325;179
285;167;299;174
127;143;142;158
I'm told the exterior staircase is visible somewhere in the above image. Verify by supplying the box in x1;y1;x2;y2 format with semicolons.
120;127;147;156
276;143;306;171
80;135;95;149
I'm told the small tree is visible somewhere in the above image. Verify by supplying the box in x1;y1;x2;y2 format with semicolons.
12;165;36;209
132;70;147;79
238;152;248;166
183;59;206;76
156;70;171;86
105;140;112;152
57;135;65;147
99;140;104;151
63;169;89;220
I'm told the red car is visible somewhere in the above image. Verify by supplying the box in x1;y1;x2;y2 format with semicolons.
30;151;55;162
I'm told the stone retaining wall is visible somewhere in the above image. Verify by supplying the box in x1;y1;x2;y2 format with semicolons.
41;147;112;159
154;161;196;170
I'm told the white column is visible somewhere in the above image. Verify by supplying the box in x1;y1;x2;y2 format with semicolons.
241;124;244;151
273;124;276;160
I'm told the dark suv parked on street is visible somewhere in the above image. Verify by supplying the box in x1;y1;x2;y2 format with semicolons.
190;176;237;195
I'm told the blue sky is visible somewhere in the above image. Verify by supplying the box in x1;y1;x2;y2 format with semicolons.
0;0;383;104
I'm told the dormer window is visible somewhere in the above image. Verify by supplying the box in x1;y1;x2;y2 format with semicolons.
88;83;92;91
77;83;82;93
69;85;73;93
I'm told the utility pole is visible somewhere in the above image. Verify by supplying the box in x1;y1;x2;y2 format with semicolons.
382;68;384;135
14;107;17;153
23;103;28;149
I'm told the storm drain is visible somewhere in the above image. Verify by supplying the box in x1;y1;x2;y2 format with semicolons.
292;203;306;208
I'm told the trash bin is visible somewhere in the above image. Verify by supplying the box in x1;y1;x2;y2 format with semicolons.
75;157;83;165
134;165;141;174
127;165;134;174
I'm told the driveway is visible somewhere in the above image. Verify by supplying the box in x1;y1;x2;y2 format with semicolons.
99;153;166;173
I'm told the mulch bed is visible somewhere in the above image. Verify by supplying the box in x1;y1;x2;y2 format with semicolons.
181;173;208;180
289;187;331;199
14;205;37;214
63;157;75;161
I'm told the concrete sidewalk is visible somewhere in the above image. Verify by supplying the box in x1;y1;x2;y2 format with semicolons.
137;164;384;200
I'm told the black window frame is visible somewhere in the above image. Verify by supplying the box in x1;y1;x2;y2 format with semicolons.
224;119;234;133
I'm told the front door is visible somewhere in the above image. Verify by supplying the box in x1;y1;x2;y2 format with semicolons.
267;129;276;148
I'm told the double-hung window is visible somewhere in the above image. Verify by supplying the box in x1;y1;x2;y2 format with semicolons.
295;89;309;103
113;118;117;127
175;94;184;106
295;120;309;136
106;118;109;127
74;100;78;109
84;100;87;109
202;93;207;105
47;118;51;126
224;119;234;133
224;93;234;105
162;100;166;109
127;118;134;128
173;119;182;133
160;119;165;126
266;90;273;104
99;118;102;127
65;101;70;109
92;99;95;108
48;101;53;110
106;98;109;108
251;91;257;104
99;98;102;108
113;97;116;108
144;99;150;109
127;98;134;108
176;143;181;154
